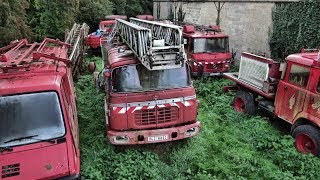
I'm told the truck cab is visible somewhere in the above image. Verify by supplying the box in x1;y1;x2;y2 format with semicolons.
224;50;320;156
183;25;231;77
274;51;320;155
0;39;80;179
98;46;200;145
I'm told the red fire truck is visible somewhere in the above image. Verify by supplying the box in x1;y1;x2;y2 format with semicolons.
0;23;88;179
183;25;231;77
85;15;127;50
95;17;201;145
224;51;320;156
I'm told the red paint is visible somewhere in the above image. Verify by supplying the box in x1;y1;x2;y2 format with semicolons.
86;15;127;49
0;38;80;179
183;25;231;76
295;133;317;154
224;51;320;155
136;15;154;20
102;45;201;145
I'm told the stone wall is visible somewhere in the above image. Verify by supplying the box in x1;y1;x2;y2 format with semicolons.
153;0;297;60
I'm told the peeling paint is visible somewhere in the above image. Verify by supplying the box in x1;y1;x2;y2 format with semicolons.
289;94;295;109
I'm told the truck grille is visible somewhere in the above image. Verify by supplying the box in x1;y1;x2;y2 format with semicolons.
134;107;179;126
2;164;20;178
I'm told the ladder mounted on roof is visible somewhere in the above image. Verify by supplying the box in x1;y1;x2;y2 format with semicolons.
116;18;185;70
0;38;71;73
65;23;89;76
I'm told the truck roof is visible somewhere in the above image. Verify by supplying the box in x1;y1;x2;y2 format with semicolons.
183;31;228;39
0;38;70;94
286;52;320;67
0;38;70;73
107;46;139;69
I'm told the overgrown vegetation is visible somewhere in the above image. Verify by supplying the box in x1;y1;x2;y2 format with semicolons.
0;0;153;46
110;0;153;19
76;57;320;179
270;1;320;60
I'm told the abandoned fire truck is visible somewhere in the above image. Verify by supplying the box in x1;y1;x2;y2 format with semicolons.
85;15;127;50
224;51;320;156
0;23;88;179
183;24;231;77
95;17;201;145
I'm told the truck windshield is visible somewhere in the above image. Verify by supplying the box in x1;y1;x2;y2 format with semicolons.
193;38;229;53
0;92;65;147
112;64;191;93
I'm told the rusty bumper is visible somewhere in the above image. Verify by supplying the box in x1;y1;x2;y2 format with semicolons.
107;121;201;145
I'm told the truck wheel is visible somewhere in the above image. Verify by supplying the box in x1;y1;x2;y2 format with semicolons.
293;125;320;156
233;91;255;115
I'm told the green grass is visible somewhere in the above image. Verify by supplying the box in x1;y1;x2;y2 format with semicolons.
76;58;320;179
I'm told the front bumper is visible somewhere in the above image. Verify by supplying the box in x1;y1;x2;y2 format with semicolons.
58;174;80;180
107;121;201;145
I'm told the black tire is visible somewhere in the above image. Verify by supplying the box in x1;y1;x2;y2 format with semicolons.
292;125;320;156
197;64;204;78
232;91;256;115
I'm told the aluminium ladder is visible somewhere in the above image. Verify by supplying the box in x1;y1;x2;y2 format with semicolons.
65;23;89;76
116;18;186;70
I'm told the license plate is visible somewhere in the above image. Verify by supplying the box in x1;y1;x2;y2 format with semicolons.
147;135;168;142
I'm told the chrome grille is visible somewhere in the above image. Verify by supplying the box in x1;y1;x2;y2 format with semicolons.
134;107;179;126
2;163;20;178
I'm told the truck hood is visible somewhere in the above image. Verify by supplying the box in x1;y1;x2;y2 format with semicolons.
192;52;231;62
0;143;69;180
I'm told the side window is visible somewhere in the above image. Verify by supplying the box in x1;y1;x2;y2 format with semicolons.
288;64;310;87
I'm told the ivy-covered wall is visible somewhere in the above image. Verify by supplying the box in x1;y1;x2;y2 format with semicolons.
270;1;320;60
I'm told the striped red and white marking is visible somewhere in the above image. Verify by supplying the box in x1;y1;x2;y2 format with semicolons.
193;60;230;66
112;100;194;114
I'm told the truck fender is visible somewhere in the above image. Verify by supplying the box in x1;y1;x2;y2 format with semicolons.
292;113;320;133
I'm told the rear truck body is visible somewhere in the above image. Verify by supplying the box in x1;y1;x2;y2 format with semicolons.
97;18;201;145
224;51;320;156
183;25;231;77
0;38;80;179
85;15;127;50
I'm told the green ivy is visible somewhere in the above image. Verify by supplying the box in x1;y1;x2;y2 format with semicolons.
270;1;320;60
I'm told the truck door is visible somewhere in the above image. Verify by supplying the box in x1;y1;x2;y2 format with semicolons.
275;63;310;122
306;71;320;119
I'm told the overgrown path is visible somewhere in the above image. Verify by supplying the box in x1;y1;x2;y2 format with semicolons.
76;65;320;179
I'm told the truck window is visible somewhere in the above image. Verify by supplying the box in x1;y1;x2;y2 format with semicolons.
193;38;229;53
0;92;65;147
288;64;310;87
112;64;191;92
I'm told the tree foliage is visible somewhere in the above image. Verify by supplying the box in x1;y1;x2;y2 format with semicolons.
77;0;113;32
27;0;79;41
0;0;31;46
270;1;320;60
110;0;153;18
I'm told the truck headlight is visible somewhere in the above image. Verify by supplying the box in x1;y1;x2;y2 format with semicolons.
113;135;129;144
185;127;199;136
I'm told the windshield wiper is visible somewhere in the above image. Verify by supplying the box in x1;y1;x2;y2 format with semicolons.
4;135;39;144
0;146;13;153
4;135;56;144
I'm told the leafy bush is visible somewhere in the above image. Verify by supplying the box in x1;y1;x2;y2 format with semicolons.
270;1;320;60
